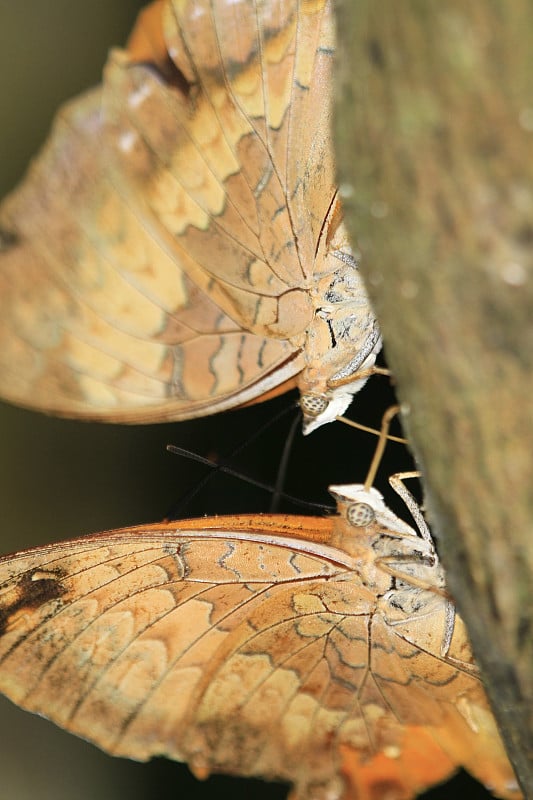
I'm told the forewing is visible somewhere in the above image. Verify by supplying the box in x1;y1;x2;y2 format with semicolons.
0;515;519;800
0;0;338;421
0;522;367;798
109;0;336;326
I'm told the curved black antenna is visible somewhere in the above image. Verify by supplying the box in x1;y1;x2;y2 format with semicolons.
164;401;299;518
164;399;336;518
269;410;301;513
166;445;334;516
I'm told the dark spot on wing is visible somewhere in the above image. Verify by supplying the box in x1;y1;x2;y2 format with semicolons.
0;569;66;636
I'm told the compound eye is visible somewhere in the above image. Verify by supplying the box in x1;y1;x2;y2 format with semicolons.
347;502;375;527
300;394;329;417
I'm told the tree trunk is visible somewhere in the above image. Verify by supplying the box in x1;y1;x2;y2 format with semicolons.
334;2;533;795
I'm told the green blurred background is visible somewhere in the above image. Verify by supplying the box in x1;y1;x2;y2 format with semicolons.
0;3;498;799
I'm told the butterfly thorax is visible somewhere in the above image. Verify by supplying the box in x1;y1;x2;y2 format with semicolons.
298;222;381;431
329;484;445;597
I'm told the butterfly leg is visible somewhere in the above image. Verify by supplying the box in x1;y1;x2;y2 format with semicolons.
388;471;433;546
389;472;481;677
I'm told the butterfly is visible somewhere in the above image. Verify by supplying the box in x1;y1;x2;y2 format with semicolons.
0;0;380;433
0;472;519;800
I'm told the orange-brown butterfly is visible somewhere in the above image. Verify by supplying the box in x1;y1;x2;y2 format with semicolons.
0;0;380;433
0;473;519;800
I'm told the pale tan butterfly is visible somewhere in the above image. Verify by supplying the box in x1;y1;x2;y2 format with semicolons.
0;462;519;800
0;0;380;433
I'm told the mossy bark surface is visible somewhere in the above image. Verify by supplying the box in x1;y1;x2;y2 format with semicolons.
334;2;533;794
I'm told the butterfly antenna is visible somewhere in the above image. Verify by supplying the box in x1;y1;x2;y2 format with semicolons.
269;410;300;513
166;445;333;515
166;399;334;517
164;401;298;518
225;399;300;460
364;404;402;491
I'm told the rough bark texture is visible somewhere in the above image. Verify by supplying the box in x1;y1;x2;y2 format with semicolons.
334;2;533;796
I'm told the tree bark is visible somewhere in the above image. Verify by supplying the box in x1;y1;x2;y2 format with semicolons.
334;2;533;795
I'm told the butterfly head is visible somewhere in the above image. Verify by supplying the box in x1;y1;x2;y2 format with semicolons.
328;484;413;532
330;482;444;595
300;390;356;434
299;348;380;434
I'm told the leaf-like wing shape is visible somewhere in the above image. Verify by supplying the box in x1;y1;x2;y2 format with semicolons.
0;0;379;427
0;510;519;800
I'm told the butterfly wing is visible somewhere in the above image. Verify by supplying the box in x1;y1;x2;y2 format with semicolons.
0;0;377;425
329;482;521;799
0;515;520;800
0;0;303;423
0;518;367;799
